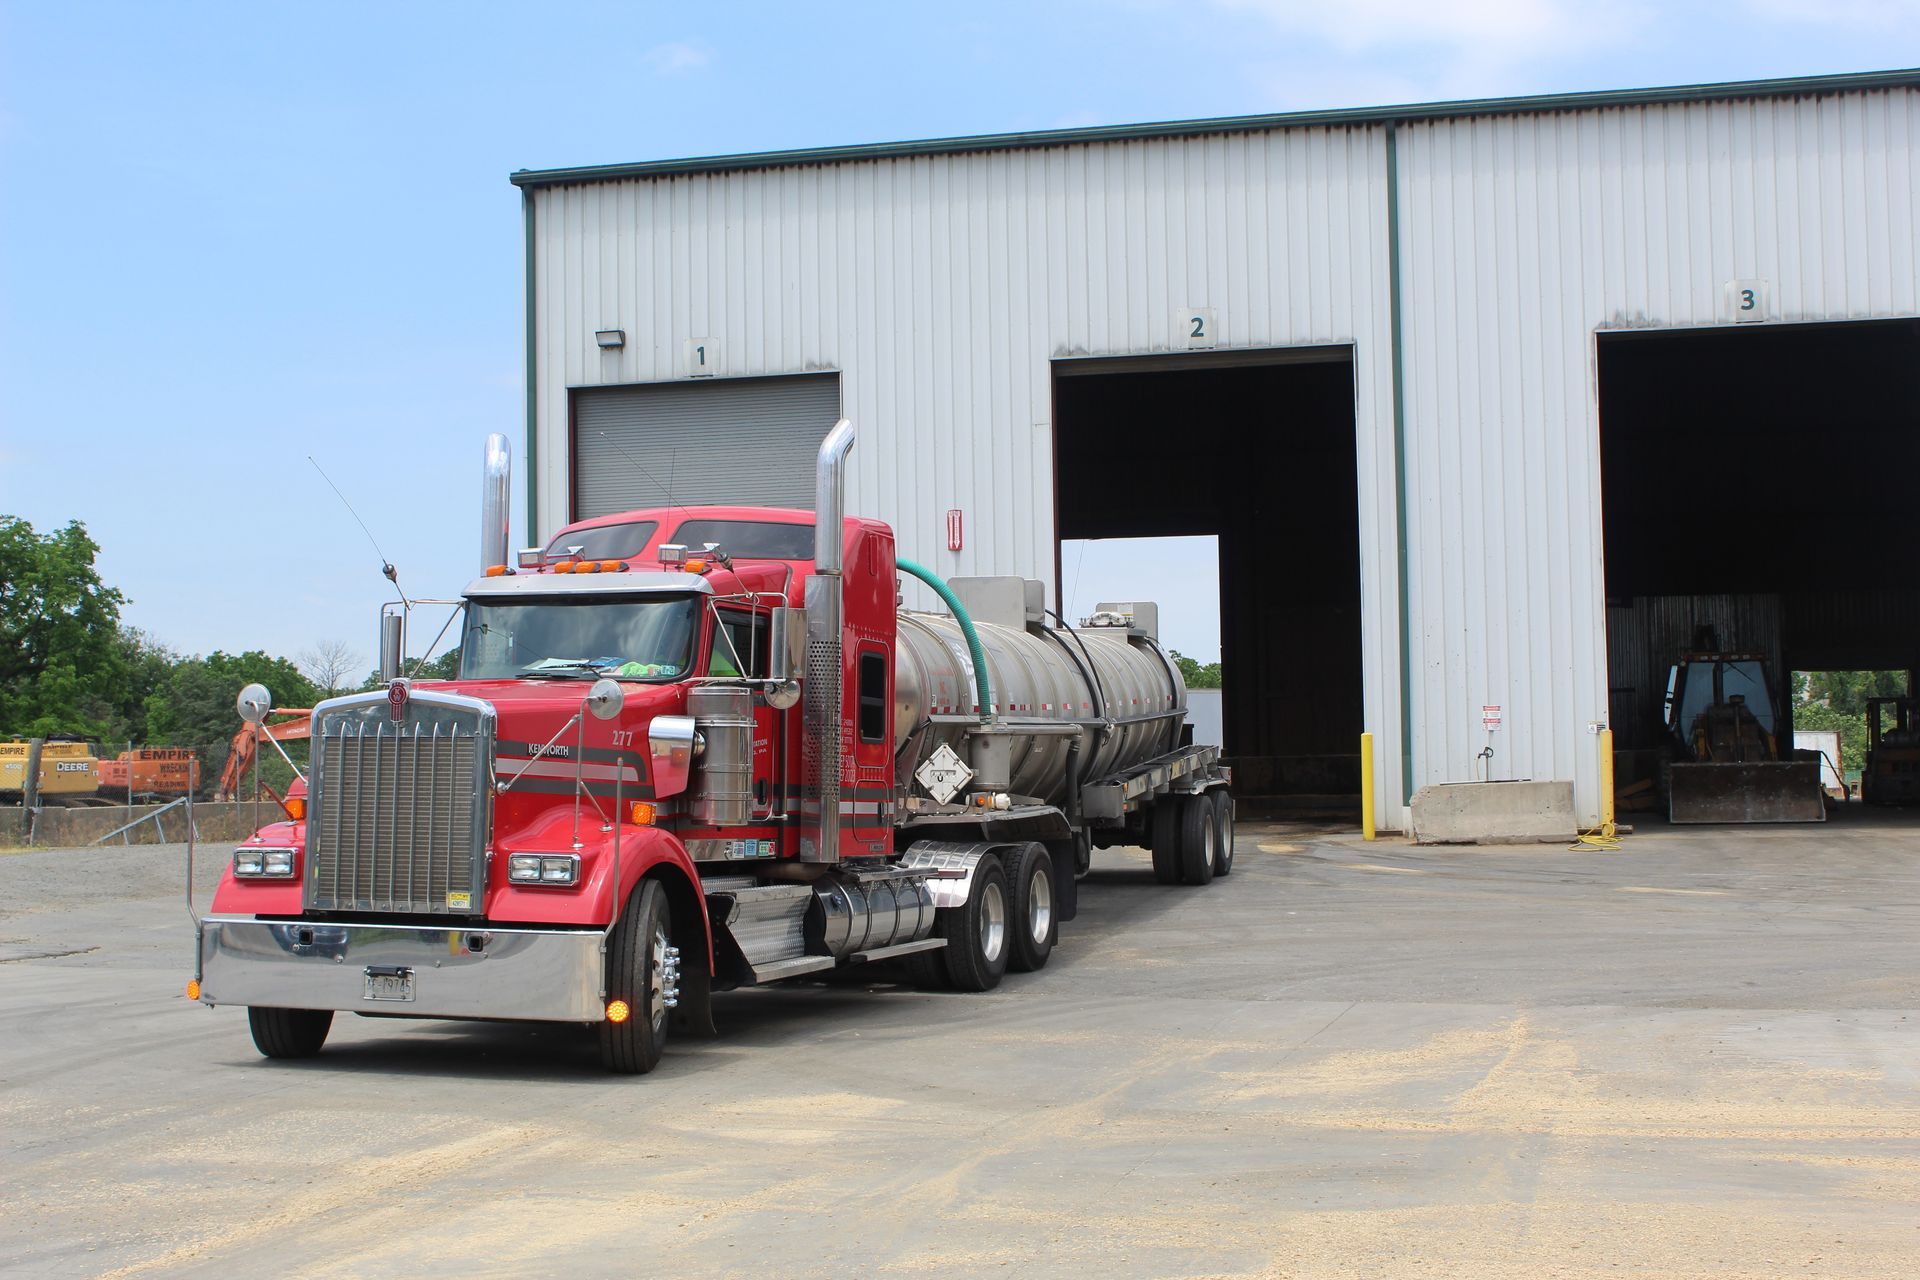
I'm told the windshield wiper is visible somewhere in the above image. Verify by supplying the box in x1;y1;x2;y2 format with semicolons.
521;660;606;680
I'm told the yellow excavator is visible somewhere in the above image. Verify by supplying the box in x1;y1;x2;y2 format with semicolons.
1663;640;1825;824
0;737;106;806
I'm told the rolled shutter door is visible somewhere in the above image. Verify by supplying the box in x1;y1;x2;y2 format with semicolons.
571;374;840;519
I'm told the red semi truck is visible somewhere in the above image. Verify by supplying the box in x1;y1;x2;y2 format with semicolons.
191;423;1232;1073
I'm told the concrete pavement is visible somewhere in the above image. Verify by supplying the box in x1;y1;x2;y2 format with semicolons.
1;816;1915;1278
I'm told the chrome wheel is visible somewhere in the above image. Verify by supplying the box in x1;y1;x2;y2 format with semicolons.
979;880;1007;964
1027;865;1053;946
650;928;680;1032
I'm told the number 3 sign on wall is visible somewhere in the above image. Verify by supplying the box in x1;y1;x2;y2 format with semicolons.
1727;280;1769;324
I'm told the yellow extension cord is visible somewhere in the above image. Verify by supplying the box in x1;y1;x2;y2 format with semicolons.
1571;821;1623;852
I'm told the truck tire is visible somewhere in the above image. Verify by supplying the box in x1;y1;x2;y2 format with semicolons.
247;1006;332;1059
1209;790;1236;878
599;879;672;1075
1001;842;1057;973
1178;795;1216;886
1150;801;1182;885
938;856;1011;992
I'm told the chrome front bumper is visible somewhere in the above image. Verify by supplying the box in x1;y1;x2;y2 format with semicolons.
197;916;609;1022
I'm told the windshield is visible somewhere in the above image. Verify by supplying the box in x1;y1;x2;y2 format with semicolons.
544;519;659;561
1674;659;1777;735
460;595;697;680
671;518;814;559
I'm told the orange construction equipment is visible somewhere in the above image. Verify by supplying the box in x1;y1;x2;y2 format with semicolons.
215;711;312;804
99;747;201;799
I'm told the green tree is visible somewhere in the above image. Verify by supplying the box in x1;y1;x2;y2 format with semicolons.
1168;649;1223;690
1791;670;1909;783
147;651;318;795
0;516;125;737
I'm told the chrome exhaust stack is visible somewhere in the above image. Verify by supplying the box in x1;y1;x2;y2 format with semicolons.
801;419;854;862
813;419;855;573
481;433;511;572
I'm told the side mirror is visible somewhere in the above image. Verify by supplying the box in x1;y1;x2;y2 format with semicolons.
237;683;272;725
767;607;806;683
379;612;404;681
648;715;701;798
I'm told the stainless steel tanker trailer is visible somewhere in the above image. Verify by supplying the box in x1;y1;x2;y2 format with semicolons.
190;421;1234;1073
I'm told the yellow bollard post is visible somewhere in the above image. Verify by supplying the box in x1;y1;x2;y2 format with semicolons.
1360;731;1377;841
1598;727;1615;833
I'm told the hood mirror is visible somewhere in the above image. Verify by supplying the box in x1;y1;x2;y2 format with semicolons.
585;678;625;720
237;683;272;725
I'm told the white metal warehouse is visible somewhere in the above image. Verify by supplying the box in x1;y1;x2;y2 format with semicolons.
511;70;1920;832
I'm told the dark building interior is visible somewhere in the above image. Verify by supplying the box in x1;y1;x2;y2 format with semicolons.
1053;351;1363;808
1598;319;1920;751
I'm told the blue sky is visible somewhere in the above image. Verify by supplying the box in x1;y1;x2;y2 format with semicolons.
3;1;1917;675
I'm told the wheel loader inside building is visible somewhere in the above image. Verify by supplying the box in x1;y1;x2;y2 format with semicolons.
1663;647;1825;823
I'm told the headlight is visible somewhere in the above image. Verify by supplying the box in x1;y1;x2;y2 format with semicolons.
233;847;297;879
507;852;580;886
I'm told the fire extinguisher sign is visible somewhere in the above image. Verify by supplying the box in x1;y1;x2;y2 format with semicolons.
946;509;963;552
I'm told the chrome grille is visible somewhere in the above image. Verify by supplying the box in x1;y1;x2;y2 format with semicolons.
306;693;492;915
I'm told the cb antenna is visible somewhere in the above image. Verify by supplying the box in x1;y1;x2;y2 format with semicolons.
597;432;691;523
308;456;411;608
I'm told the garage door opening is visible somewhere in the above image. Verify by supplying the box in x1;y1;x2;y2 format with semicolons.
1053;350;1362;813
1598;319;1920;820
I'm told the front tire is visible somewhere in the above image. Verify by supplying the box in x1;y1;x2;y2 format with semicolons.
600;879;673;1075
938;856;1011;992
1002;842;1057;973
247;1006;332;1059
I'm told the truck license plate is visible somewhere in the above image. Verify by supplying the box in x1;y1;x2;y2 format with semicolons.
362;966;414;1002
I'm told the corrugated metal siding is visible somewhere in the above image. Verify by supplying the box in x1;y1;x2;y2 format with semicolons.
531;127;1406;820
531;86;1920;828
1393;88;1920;819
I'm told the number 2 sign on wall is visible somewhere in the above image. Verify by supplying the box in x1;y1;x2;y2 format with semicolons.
1182;308;1217;349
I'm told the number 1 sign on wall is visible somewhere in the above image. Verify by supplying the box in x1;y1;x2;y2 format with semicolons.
685;337;719;376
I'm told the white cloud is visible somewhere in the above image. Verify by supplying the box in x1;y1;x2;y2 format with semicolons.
642;41;711;75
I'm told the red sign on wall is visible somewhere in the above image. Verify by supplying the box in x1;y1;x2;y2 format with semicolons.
946;509;963;552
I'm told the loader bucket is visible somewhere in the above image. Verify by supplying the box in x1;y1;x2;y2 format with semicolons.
1668;762;1826;824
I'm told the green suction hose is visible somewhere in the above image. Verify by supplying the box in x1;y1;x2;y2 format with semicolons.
896;556;992;719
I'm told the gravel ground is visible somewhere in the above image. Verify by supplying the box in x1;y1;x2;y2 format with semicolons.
1;815;1916;1278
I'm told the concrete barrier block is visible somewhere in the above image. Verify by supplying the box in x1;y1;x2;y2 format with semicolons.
1410;780;1576;845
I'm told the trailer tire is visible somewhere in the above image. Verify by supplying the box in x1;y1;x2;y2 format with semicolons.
1150;801;1182;885
938;856;1011;992
247;1006;332;1059
599;879;672;1075
1178;795;1216;886
1209;790;1235;878
1002;842;1057;973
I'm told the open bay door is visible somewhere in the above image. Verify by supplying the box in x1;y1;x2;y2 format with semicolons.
571;373;841;520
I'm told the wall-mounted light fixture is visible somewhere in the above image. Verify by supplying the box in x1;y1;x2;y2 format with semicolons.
594;329;625;349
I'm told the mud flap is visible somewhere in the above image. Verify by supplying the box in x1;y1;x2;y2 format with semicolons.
1047;840;1079;923
670;962;717;1037
1669;762;1826;824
